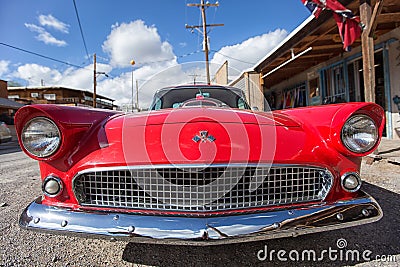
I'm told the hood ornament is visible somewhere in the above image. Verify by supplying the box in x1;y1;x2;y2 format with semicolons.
192;131;216;143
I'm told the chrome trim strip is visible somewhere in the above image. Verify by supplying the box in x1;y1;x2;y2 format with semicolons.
73;163;330;175
19;191;382;245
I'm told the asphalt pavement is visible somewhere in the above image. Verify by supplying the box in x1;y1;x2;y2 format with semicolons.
0;139;21;155
375;138;400;165
0;140;399;266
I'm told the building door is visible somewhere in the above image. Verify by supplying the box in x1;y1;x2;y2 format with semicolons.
375;51;387;137
355;51;387;136
347;59;364;102
346;51;387;136
374;51;386;110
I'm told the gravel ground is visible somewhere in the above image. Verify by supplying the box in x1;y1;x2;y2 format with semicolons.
0;145;399;266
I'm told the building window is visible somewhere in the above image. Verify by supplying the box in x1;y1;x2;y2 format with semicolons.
44;94;56;100
8;95;19;99
84;95;93;101
31;93;39;98
63;97;79;103
271;83;307;110
322;64;347;103
309;77;321;105
282;83;307;109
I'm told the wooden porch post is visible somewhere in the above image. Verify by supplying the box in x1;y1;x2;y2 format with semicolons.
360;0;375;103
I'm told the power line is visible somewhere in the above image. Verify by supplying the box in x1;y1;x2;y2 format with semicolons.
210;0;219;34
1;40;206;82
0;42;89;70
210;49;255;65
1;41;202;72
72;0;90;62
134;50;202;66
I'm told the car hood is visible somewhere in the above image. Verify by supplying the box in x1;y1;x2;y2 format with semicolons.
107;107;301;128
102;107;303;166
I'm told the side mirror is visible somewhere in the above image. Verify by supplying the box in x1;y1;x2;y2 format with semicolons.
251;106;259;111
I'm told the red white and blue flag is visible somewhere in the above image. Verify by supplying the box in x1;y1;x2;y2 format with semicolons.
302;0;324;17
301;0;363;51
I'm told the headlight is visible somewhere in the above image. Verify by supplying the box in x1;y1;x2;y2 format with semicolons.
21;117;61;158
341;114;378;153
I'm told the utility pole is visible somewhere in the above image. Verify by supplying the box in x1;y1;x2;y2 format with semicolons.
360;0;375;103
186;0;223;85
189;73;200;84
130;60;135;112
136;79;139;111
93;53;97;108
131;68;134;112
360;0;384;103
92;54;109;108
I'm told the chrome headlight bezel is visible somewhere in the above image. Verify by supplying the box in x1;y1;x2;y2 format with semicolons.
341;114;378;154
42;175;63;197
21;117;61;158
340;172;362;192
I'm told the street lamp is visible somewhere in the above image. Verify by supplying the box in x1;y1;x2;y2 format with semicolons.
93;53;97;108
130;60;135;112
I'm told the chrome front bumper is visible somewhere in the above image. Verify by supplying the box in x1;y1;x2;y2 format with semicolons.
19;192;382;245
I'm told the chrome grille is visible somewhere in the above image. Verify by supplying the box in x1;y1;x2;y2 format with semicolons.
73;165;333;212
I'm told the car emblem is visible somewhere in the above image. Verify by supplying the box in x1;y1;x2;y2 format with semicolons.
192;131;216;143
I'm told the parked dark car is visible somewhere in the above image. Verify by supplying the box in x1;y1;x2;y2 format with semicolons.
0;121;12;144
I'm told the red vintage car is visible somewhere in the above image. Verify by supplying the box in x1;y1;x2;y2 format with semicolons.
16;85;384;244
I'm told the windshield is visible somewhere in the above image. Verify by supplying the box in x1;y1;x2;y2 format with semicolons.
150;86;250;110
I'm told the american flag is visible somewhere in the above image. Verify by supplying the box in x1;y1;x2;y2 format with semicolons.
301;0;363;51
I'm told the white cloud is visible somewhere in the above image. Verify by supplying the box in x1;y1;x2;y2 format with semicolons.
97;61;181;107
0;60;10;77
96;61;213;108
11;19;185;107
38;14;70;33
13;63;63;85
11;62;113;90
24;23;43;33
10;21;288;109
10;61;224;108
102;20;176;68
211;29;288;72
60;63;112;89
25;23;67;47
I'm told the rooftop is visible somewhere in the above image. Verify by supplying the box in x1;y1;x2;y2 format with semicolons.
8;86;114;102
251;0;400;88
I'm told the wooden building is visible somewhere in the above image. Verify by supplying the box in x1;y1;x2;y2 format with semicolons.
0;80;24;124
8;86;115;110
231;0;400;139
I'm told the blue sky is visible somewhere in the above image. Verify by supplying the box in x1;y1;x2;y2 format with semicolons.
0;0;311;106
